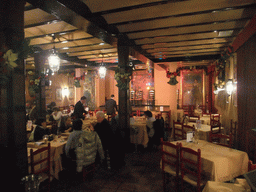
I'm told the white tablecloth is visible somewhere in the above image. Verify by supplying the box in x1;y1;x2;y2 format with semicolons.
163;140;249;182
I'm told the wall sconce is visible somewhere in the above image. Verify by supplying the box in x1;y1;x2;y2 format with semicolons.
62;88;69;97
226;79;234;96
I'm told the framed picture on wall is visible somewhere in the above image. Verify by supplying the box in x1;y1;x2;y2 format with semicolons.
45;89;52;99
182;70;204;107
69;87;74;100
56;88;62;101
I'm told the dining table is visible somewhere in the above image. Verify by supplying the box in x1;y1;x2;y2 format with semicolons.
27;136;68;180
130;117;149;147
186;122;224;141
162;140;249;182
202;179;251;192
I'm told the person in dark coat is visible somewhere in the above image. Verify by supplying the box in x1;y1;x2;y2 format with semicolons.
105;94;117;115
110;114;126;169
73;96;87;120
33;118;51;142
94;111;117;170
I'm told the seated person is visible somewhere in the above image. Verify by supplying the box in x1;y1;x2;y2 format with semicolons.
65;119;83;159
76;121;104;172
59;116;73;133
30;118;51;142
68;105;74;117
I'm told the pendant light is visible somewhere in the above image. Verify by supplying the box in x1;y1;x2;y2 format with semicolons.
48;35;60;73
98;55;106;78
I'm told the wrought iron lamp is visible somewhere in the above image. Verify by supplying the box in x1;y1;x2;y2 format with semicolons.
98;55;106;78
48;35;60;73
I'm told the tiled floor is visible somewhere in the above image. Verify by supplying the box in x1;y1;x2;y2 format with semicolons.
46;148;166;192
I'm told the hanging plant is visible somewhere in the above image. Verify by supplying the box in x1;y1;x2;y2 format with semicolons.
74;78;81;87
114;69;132;90
27;71;41;96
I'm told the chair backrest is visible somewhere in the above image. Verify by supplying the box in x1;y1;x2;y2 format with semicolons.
210;123;221;134
155;114;161;119
89;111;93;116
153;119;165;145
209;132;232;148
161;138;180;177
210;114;220;126
230;119;237;135
180;146;202;192
245;131;256;162
188;115;200;122
183;124;195;135
30;143;51;178
173;120;185;140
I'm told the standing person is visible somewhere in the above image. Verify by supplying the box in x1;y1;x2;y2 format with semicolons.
105;94;118;116
144;110;156;151
94;111;115;169
51;107;62;134
73;96;87;120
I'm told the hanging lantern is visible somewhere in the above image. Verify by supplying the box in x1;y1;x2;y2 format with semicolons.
48;53;60;73
99;66;106;78
98;55;106;78
48;35;60;73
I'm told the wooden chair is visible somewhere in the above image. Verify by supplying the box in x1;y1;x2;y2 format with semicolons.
230;119;237;148
30;143;51;191
188;115;200;122
136;110;141;116
245;131;256;163
183;124;195;136
248;160;256;171
161;110;171;129
155;113;161;119
173;120;185;141
210;123;222;134
89;111;93;116
82;163;96;182
210;114;220;126
209;132;233;148
180;146;206;192
161;138;181;192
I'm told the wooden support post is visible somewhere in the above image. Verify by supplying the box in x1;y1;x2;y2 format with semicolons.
0;0;28;190
117;35;131;149
34;52;47;119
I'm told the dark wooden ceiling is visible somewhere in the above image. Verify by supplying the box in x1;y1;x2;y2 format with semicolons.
25;0;256;70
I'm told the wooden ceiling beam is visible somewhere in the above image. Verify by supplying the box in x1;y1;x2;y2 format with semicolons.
109;4;256;26
125;18;250;35
152;54;220;62
26;0;153;64
133;27;243;41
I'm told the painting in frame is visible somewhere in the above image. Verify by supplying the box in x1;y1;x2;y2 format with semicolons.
182;70;204;107
69;87;74;100
56;88;62;101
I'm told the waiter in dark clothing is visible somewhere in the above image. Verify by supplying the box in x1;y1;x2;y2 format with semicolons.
73;96;87;120
105;94;118;115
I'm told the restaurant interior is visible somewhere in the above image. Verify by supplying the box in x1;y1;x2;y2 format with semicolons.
1;0;256;191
